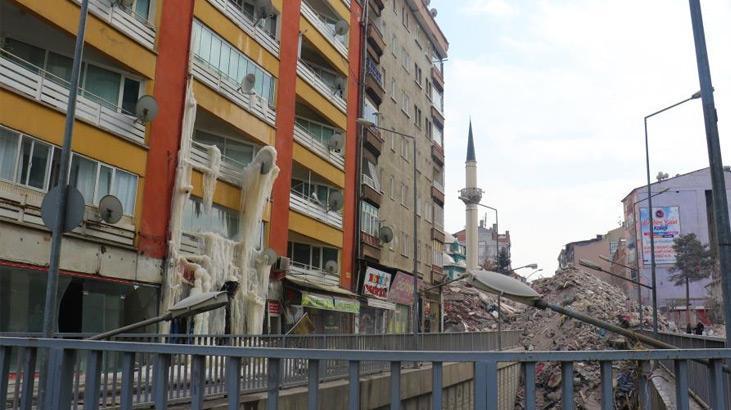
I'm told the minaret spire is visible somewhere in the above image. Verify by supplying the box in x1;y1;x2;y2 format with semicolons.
466;119;476;162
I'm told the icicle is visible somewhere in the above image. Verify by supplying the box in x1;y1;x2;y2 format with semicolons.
202;145;221;213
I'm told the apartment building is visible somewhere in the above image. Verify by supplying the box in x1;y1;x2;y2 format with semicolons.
0;0;362;335
356;0;448;333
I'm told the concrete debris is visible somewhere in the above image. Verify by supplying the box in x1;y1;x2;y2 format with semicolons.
443;267;671;409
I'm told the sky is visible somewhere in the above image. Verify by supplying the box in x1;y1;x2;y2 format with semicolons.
433;0;731;278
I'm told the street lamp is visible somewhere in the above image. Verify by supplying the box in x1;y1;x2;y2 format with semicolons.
88;290;231;340
357;118;420;340
525;269;543;280
513;264;538;271
644;90;702;334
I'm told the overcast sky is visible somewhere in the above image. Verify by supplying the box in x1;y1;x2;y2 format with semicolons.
435;0;731;278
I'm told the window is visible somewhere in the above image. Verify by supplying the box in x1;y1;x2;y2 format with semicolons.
426;119;433;139
432;240;443;266
194;130;256;166
391;33;398;56
432;87;444;112
363;98;380;126
400;232;408;256
414;64;422;85
287;242;339;273
390;134;396;152
390;78;397;101
360;202;380;237
424;200;433;222
401;91;411;116
363;160;381;191
183;197;240;240
401;48;411;72
433;124;444;146
133;0;152;21
392;0;397;13
192;21;276;106
401;183;408;207
69;153;138;214
414;106;422;127
389;175;395;199
290;178;341;209
230;0;278;38
295;117;340;149
426;80;433;101
401;137;409;159
401;7;409;29
433;204;444;229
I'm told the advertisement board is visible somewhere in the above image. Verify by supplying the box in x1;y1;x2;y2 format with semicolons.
640;206;681;265
362;267;392;299
387;272;415;305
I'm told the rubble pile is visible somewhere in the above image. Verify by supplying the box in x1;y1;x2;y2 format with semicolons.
443;267;671;409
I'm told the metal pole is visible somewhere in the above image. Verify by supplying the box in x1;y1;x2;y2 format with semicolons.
494;209;499;269
643;117;659;334
497;294;502;350
412;138;419;340
42;0;89;337
688;0;731;348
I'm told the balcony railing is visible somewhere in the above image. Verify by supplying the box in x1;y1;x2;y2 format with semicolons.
366;57;383;86
189;141;247;186
0;49;146;145
289;262;341;287
297;60;347;113
293;118;345;169
72;0;156;50
1;336;728;409
432;179;444;193
205;0;280;56
191;57;276;126
301;1;349;57
289;190;343;228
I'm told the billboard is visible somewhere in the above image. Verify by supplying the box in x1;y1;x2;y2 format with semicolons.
640;206;681;265
362;267;391;299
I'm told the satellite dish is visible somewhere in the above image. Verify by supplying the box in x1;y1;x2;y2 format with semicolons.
333;77;346;97
113;0;134;8
98;195;124;224
259;248;278;265
324;260;339;275
378;225;394;244
334;19;349;36
430;8;438;17
254;0;275;19
327;131;344;152
327;191;344;212
255;148;275;175
135;95;159;123
422;0;431;5
240;73;256;94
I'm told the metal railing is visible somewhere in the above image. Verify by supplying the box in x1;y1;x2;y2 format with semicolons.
72;0;156;50
641;331;730;409
289;189;344;228
1;336;729;410
296;60;347;113
300;0;349;56
206;0;280;56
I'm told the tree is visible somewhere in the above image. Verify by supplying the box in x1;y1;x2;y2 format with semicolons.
496;248;511;274
669;233;716;327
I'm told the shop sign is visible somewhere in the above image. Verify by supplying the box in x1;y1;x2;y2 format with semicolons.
333;296;360;314
267;300;282;316
302;292;335;310
387;272;415;305
362;267;392;299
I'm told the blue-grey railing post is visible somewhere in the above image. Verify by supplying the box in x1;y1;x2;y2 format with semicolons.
348;361;360;410
674;360;689;410
523;362;536;410
599;361;613;410
226;357;242;409
637;360;651;410
308;359;320;410
191;355;205;410
21;347;37;410
474;361;497;410
154;353;170;409
44;348;76;410
267;358;280;410
432;361;442;410
390;361;401;410
707;359;726;410
0;346;9;407
120;352;135;410
84;351;103;410
561;362;574;410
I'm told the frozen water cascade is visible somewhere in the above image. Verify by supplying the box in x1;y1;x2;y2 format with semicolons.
162;79;280;335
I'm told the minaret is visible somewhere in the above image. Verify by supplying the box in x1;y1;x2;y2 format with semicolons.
460;121;483;271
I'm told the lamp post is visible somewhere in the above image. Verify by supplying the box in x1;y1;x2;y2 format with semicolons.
525;269;543;281
644;90;701;334
357;118;420;341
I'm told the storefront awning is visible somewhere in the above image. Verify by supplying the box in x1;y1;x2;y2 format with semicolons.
286;274;356;297
302;292;360;314
367;298;396;310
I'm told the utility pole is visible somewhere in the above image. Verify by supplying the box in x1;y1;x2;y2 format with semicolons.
687;0;731;347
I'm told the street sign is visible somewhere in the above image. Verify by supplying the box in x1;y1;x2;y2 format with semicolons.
41;185;85;233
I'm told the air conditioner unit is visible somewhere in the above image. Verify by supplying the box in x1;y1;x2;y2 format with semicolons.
273;256;291;272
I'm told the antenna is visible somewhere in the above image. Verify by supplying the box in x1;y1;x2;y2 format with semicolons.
378;225;394;244
98;195;124;224
135;95;159;123
327;191;344;212
239;73;256;94
327;131;344;152
324;260;339;275
334;19;349;36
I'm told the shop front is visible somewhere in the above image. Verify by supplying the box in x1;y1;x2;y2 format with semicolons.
384;271;417;334
359;266;393;334
283;275;359;334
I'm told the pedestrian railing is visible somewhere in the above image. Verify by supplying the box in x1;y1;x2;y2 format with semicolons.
1;337;729;410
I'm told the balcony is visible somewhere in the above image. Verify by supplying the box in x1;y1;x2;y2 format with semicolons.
191;57;277;126
431;184;444;205
361;232;382;260
189;141;246;186
432;227;445;243
431;106;445;127
294;118;345;170
369;0;385;16
301;0;349;58
0;49;146;145
367;23;386;57
297;60;347;113
431;65;444;90
289;261;340;287
290;190;343;228
361;181;382;207
431;143;444;166
205;0;280;56
71;0;156;50
431;265;445;284
364;125;384;156
365;58;385;105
